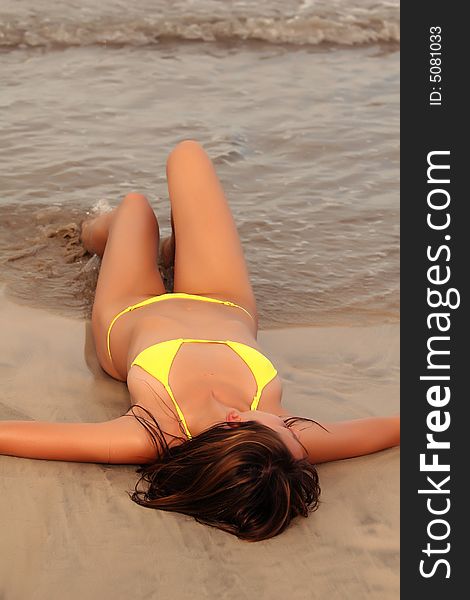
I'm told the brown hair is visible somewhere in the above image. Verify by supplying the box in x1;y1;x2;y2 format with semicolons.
127;405;321;542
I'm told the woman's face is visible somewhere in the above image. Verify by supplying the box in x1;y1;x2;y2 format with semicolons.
227;409;306;460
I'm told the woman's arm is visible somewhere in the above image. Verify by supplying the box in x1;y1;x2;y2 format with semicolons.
294;416;400;464
0;415;157;464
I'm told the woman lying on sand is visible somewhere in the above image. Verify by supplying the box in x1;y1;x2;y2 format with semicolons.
0;140;400;541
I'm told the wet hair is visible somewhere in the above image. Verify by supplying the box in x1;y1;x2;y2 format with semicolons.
127;405;321;542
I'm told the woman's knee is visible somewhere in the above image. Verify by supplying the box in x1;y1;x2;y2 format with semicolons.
118;193;156;219
166;140;205;172
112;193;159;237
121;192;150;206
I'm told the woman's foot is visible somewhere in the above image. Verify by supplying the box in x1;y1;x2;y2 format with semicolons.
79;218;94;254
80;211;115;257
160;234;175;269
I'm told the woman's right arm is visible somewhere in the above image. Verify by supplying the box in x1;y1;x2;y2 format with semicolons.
0;415;157;464
295;415;400;464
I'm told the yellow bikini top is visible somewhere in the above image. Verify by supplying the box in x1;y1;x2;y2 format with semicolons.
131;338;278;440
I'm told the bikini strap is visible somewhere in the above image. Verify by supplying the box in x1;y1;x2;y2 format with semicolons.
106;293;255;363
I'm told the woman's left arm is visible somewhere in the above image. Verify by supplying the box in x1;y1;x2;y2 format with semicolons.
295;415;400;464
0;416;157;464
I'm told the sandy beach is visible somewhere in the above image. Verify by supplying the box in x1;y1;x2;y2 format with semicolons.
0;287;399;599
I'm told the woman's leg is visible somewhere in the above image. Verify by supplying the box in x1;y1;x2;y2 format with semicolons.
81;193;166;379
82;210;175;267
166;140;258;330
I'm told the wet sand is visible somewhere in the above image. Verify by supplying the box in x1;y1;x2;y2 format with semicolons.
0;287;399;599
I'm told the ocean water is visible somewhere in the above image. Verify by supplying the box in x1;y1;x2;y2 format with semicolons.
0;0;399;329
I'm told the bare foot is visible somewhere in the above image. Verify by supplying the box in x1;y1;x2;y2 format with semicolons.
80;211;115;257
160;234;175;269
79;218;95;254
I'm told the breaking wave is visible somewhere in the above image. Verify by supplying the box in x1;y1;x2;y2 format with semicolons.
0;11;399;50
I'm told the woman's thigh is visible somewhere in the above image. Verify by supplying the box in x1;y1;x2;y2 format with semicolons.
91;193;166;375
166;140;258;327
